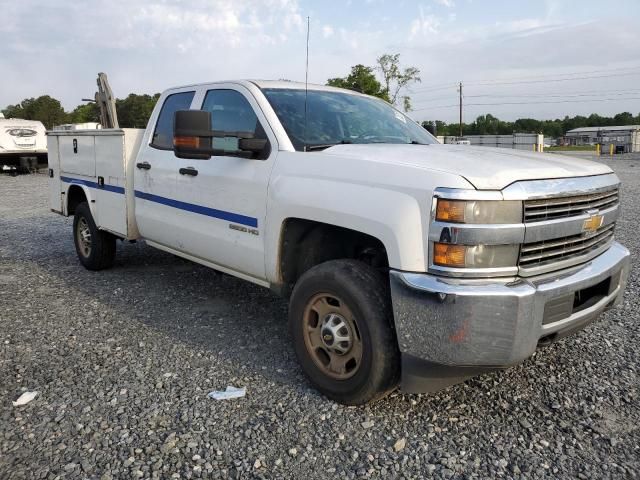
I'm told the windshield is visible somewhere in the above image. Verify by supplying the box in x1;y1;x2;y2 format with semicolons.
261;88;436;151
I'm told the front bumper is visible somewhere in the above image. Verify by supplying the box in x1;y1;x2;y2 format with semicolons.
389;241;630;393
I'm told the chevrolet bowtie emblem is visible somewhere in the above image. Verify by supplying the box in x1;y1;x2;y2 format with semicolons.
583;214;604;233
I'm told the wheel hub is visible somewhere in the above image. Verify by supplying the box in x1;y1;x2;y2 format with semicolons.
77;217;92;257
320;313;352;355
302;293;363;380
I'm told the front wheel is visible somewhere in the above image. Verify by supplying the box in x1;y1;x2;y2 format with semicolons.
289;260;400;404
73;202;116;270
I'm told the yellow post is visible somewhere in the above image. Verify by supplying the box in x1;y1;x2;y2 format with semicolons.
609;144;614;156
596;144;600;156
533;143;536;152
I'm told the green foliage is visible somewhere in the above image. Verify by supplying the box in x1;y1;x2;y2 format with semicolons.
422;111;640;138
326;53;420;111
69;102;100;124
2;93;160;129
116;93;161;128
376;53;421;111
2;103;26;119
2;95;68;129
327;65;390;101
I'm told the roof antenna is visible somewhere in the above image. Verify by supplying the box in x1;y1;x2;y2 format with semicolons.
303;16;310;152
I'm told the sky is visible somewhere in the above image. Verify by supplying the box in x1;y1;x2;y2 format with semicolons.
1;0;640;123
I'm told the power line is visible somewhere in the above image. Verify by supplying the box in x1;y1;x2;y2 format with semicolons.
411;89;640;106
411;93;461;103
407;83;459;94
412;90;640;109
464;89;640;99
412;96;640;112
465;65;640;84
408;65;640;94
466;70;640;87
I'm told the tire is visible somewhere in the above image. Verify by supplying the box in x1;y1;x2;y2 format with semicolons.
289;259;400;405
73;202;116;270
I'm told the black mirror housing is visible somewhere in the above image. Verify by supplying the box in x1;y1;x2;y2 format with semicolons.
173;110;212;159
238;138;269;155
173;109;270;160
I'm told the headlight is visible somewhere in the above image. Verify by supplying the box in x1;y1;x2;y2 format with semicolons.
435;199;522;224
430;190;525;277
433;243;520;268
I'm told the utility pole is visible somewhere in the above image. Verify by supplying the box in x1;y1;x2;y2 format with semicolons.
458;81;463;138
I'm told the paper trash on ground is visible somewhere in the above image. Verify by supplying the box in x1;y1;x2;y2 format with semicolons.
208;386;246;401
13;391;38;406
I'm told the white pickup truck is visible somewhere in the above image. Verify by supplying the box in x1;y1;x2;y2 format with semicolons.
48;80;630;404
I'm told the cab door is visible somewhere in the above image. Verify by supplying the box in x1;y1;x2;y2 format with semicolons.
173;85;277;282
134;89;195;248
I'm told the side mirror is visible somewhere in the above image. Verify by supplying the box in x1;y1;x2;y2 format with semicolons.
173;109;270;160
173;110;212;159
238;138;269;154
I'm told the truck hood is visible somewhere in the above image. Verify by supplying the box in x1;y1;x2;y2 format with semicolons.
322;144;612;190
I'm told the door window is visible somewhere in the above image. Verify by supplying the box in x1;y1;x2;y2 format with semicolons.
150;91;195;149
201;89;269;158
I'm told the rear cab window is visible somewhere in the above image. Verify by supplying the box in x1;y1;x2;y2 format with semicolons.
150;91;195;149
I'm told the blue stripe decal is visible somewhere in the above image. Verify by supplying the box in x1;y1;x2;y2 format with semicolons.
134;190;258;228
60;175;258;228
61;176;125;194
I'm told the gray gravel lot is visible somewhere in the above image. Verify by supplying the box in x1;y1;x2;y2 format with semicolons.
1;158;639;479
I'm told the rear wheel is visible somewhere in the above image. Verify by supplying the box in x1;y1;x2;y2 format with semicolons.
73;202;116;270
289;260;400;404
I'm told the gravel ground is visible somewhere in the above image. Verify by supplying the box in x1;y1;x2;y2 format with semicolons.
1;159;639;479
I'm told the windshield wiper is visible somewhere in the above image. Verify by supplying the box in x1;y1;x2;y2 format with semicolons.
305;140;352;151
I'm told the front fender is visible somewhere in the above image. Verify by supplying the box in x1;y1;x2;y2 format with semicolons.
266;177;424;273
264;154;475;283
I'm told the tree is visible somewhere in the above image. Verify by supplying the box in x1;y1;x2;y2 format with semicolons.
2;103;26;119
474;113;506;135
1;95;68;128
327;65;389;101
421;120;449;136
69;102;100;124
376;53;421;111
115;93;161;128
613;112;634;125
419;111;638;139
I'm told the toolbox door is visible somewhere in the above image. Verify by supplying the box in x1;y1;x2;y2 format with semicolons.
94;132;128;237
47;135;62;213
58;135;96;177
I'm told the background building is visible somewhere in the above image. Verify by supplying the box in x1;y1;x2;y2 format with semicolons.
565;125;640;153
438;133;544;151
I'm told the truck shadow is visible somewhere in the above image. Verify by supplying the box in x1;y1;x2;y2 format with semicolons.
8;215;580;409
13;219;309;391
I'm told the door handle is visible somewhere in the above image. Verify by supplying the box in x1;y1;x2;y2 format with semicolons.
179;167;198;176
136;162;151;170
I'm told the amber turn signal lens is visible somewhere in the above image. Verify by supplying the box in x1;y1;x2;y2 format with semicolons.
436;199;466;223
173;136;200;148
433;243;466;267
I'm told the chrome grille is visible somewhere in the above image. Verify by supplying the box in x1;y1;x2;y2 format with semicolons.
524;188;619;223
519;224;614;268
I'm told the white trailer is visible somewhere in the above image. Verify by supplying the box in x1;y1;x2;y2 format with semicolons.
0;118;47;172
